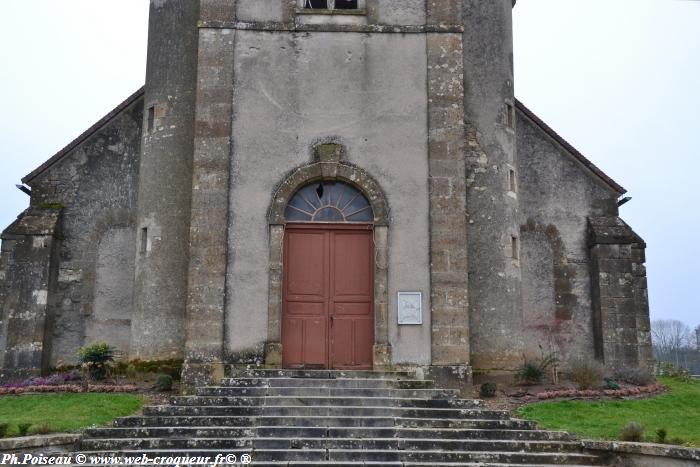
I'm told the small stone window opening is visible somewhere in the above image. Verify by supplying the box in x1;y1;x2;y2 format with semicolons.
505;102;515;129
511;236;520;261
304;0;359;9
140;227;148;254
147;105;155;132
508;168;517;193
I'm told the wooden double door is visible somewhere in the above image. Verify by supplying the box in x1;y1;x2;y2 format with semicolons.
282;224;374;369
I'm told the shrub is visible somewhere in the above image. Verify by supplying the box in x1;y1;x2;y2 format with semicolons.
515;362;544;385
480;382;497;398
0;423;8;438
569;358;604;390
154;374;173;392
603;377;621;390
659;363;692;382
655;428;668;444
115;359;183;381
515;350;558;385
615;367;654;387
125;364;138;380
620;421;645;442
78;342;115;381
17;423;31;437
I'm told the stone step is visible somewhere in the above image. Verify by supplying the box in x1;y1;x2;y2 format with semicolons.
87;426;569;441
80;437;583;453
220;377;435;389
77;449;602;465
246;464;599;467
226;369;417;380
113;415;537;430
141;405;510;419
196;386;455;398
169;395;480;409
67;464;601;467
68;464;601;467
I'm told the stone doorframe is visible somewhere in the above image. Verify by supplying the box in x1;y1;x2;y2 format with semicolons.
264;143;392;370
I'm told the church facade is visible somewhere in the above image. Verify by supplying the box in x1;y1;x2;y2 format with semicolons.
0;0;652;389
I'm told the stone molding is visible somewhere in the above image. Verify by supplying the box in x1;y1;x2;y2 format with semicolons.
268;159;390;227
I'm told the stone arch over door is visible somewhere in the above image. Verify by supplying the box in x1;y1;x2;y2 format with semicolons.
265;147;391;369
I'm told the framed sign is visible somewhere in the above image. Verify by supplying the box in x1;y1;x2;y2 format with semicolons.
397;291;423;325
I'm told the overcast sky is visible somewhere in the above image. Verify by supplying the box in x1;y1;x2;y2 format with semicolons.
0;1;698;328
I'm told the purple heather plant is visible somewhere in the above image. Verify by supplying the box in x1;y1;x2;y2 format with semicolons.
2;370;82;389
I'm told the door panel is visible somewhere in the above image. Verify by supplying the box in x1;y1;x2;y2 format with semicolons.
329;318;354;367
282;229;328;369
282;225;373;370
333;232;373;298
286;231;326;298
330;230;374;370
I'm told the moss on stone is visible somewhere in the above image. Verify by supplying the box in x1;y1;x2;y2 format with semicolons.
39;203;64;210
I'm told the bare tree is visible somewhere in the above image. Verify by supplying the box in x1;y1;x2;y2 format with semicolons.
695;325;700;351
652;319;692;367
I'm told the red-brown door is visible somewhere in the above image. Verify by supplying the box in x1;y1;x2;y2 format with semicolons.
282;224;374;370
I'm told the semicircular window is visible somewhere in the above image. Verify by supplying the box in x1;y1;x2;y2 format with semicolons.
285;181;373;223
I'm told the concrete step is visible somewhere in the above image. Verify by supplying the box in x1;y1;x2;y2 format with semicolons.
76;449;602;465
226;369;417;380
80;437;584;453
88;426;570;441
196;386;455;398
75;369;606;465
169;395;480;409
220;377;435;389
113;415;538;430
68;464;601;467
141;404;510;419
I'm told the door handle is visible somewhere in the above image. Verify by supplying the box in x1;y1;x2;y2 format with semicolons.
330;315;334;328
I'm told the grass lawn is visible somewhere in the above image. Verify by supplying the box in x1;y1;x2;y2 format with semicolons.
517;377;700;447
0;393;142;437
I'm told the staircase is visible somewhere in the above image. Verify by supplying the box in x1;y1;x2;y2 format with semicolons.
78;369;605;466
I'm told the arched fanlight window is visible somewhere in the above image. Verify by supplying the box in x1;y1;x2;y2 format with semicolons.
285;181;373;223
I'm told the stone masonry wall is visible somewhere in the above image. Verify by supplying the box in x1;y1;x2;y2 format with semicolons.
426;32;470;367
9;95;143;368
182;0;237;388
516;111;621;368
589;216;652;372
0;208;61;380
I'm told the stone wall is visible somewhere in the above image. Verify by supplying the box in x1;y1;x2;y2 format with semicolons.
182;0;237;388
463;0;523;372
516;110;620;368
226;28;432;366
131;0;201;361
589;217;652;372
0;92;142;374
0;208;61;380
